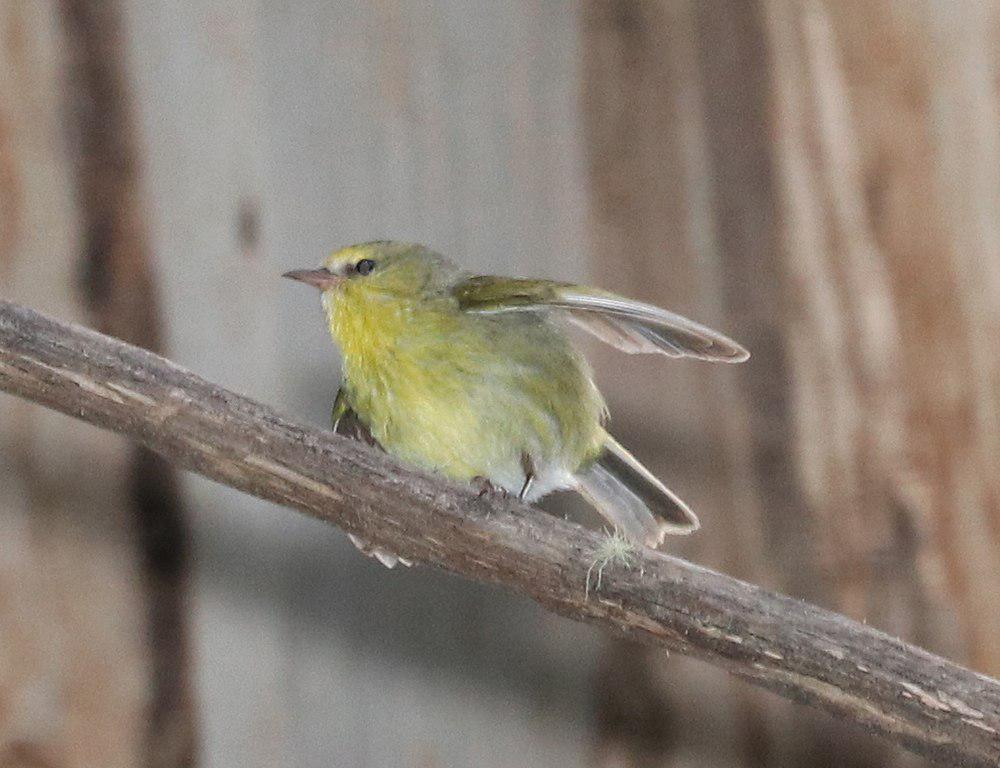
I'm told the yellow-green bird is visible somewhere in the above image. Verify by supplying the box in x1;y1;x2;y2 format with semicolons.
285;241;748;567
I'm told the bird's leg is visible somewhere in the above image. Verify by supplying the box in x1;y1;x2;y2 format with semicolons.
519;452;536;501
518;475;534;500
472;476;508;499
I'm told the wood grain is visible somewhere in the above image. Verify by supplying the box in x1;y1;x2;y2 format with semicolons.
56;2;197;765
0;5;164;766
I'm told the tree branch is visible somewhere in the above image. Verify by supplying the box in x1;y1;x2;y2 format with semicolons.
0;299;997;767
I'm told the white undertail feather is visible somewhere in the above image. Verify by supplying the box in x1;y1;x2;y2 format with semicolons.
574;435;699;548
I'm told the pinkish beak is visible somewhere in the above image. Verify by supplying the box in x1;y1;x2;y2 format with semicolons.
282;267;343;290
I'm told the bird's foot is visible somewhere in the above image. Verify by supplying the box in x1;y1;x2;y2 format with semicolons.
472;476;508;499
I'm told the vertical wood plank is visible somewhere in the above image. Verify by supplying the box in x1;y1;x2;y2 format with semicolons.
580;0;1000;765
816;0;1000;673
57;3;198;764
0;3;196;766
120;3;291;766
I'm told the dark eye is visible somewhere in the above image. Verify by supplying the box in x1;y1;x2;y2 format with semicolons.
355;259;376;276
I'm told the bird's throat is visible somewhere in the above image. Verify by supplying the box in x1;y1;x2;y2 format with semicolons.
323;287;412;383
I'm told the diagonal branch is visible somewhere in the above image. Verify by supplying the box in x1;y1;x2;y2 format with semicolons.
0;299;998;767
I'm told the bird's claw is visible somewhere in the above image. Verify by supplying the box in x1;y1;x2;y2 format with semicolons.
472;476;508;499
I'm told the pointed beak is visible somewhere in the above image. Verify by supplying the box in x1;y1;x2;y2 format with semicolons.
282;267;343;290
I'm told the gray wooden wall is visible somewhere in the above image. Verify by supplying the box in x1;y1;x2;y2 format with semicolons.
121;2;599;765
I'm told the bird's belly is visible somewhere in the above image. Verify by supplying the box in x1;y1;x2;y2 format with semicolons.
344;340;602;496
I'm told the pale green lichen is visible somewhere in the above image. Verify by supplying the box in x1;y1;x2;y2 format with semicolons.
586;528;637;598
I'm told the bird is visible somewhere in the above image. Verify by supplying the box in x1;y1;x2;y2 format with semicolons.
284;241;748;567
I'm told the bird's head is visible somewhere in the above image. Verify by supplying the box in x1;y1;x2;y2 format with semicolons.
283;241;458;304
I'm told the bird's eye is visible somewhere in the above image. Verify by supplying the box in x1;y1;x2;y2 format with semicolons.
355;259;376;276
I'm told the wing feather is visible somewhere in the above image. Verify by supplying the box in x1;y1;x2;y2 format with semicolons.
453;276;749;362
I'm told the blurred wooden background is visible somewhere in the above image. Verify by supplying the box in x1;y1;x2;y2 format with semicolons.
1;2;998;767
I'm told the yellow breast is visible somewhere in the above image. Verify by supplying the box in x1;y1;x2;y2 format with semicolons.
323;281;606;490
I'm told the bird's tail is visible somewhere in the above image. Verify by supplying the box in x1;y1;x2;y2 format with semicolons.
574;435;699;548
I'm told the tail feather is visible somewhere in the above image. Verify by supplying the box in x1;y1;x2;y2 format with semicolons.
574;436;699;548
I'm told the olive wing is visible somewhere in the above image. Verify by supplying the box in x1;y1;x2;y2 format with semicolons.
453;276;749;362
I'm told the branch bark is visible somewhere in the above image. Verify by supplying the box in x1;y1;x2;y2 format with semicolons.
1;299;998;767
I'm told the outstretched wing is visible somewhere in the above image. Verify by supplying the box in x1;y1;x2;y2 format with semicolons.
453;276;749;362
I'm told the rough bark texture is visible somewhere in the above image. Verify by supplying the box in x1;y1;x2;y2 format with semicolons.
1;301;998;768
